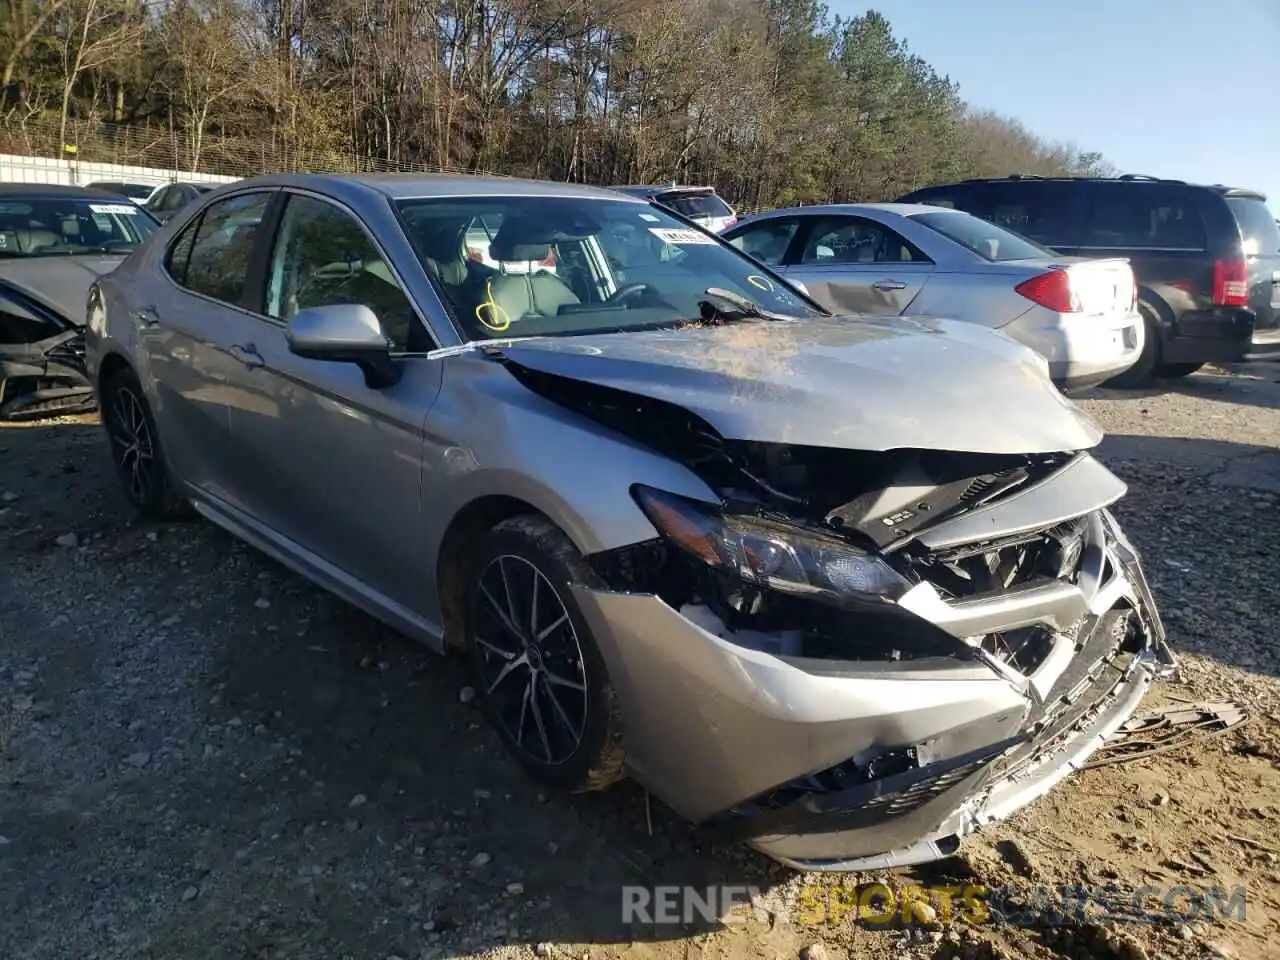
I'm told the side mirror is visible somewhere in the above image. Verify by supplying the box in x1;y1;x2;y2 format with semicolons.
285;303;401;388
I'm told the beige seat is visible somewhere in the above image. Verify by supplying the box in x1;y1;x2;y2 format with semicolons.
485;239;580;323
14;228;60;253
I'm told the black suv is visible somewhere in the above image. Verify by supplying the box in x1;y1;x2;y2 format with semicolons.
897;175;1280;384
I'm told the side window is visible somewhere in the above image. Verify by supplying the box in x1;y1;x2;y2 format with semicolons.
266;194;419;351
983;183;1080;247
800;217;928;264
727;218;800;266
180;192;272;305
1083;186;1206;250
161;188;186;212
165;215;200;283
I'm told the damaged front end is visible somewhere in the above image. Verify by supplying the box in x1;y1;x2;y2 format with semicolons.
0;285;95;421
503;358;1176;871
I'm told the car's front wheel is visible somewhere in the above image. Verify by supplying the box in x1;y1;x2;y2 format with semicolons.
100;366;192;521
463;515;626;793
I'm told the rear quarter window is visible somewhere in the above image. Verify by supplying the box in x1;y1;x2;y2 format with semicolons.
911;210;1056;262
1226;197;1280;255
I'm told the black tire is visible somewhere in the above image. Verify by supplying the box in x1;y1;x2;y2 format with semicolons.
1104;301;1161;389
1155;361;1204;379
100;367;193;521
462;514;626;793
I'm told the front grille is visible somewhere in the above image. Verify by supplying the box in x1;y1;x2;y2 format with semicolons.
991;645;1133;782
909;515;1089;601
841;757;990;819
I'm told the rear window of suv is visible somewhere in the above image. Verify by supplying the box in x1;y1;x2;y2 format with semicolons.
1226;197;1280;255
661;192;732;219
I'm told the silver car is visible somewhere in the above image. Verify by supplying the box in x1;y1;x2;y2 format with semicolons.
724;203;1145;390
85;173;1176;871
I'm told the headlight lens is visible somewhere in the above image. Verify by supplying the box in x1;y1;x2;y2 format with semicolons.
632;485;911;603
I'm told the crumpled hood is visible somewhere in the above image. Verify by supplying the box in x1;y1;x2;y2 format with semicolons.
496;315;1103;454
0;255;124;326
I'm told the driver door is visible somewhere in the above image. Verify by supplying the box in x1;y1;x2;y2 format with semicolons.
222;191;443;608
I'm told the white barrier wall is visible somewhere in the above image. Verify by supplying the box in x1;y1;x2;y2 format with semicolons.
0;153;239;189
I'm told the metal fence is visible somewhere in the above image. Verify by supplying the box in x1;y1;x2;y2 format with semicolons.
0;116;491;180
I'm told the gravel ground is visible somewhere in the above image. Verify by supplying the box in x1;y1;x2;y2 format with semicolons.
1;361;1278;960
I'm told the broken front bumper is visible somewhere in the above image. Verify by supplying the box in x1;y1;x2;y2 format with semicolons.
0;327;95;420
571;460;1175;871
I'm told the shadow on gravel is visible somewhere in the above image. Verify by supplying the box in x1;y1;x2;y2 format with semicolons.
1084;362;1280;412
197;571;797;953
1094;432;1279;681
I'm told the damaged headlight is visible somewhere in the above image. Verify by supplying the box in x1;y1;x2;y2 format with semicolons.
632;485;911;603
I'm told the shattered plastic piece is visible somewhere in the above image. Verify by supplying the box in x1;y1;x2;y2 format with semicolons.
1081;701;1249;769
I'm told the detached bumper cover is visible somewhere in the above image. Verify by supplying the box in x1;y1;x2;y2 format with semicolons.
573;455;1174;871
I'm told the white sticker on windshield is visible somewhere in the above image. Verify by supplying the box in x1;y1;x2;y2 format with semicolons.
639;213;660;222
89;203;138;216
648;227;716;245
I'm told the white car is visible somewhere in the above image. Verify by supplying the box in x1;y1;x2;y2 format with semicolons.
724;203;1145;391
608;184;739;233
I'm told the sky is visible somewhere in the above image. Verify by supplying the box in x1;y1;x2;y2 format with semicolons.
831;0;1280;212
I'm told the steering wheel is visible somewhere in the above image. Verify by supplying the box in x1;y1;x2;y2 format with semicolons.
604;282;651;305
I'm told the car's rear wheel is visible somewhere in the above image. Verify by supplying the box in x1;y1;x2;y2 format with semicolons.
463;515;625;793
101;367;193;521
1156;361;1204;379
1105;301;1160;388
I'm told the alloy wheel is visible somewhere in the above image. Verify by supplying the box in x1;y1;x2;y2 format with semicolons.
472;554;589;765
105;383;155;505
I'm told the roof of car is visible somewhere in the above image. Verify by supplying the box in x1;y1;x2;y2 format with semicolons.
223;172;651;202
913;175;1266;201
0;182;138;201
734;202;953;224
609;184;717;197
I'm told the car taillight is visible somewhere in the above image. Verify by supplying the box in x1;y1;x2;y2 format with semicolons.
1212;258;1249;307
1015;270;1080;313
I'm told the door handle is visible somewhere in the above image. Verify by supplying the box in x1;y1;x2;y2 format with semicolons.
871;279;907;292
135;305;159;327
228;343;265;369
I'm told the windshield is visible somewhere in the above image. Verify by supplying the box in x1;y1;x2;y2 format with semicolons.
910;210;1055;262
0;196;158;256
394;195;821;341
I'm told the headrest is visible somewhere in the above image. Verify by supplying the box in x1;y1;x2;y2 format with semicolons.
415;219;466;262
489;238;550;262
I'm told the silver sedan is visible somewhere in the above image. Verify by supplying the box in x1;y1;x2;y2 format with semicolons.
724;203;1146;390
84;173;1175;871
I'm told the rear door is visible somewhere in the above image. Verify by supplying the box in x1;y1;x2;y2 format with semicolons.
1225;194;1280;339
781;214;934;315
144;189;277;498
